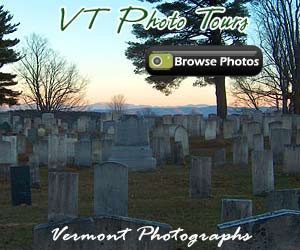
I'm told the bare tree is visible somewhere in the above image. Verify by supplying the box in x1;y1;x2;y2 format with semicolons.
232;0;296;112
17;34;88;112
107;94;127;115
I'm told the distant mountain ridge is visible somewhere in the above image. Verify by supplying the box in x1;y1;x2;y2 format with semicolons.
1;102;272;116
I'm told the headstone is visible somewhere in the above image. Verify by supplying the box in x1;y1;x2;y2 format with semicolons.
233;136;248;166
218;210;300;250
213;148;226;167
77;116;89;133
270;128;292;163
162;115;173;125
171;140;185;165
251;150;274;196
223;119;235;139
75;138;92;167
221;199;252;223
0;141;13;164
48;172;78;222
173;114;188;128
151;125;171;166
267;189;300;211
189;156;212;198
246;122;261;149
94;162;128;216
10;166;32;206
187;114;201;137
205;118;217;140
42;113;56;130
281;115;292;130
283;144;300;174
252;133;264;151
174;126;189;156
109;115;156;171
33;215;173;250
29;154;40;188
2;136;17;165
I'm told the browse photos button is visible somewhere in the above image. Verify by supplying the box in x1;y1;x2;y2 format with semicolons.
146;45;263;76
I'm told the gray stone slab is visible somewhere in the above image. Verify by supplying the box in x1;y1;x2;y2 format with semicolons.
267;189;300;211
218;210;300;250
94;162;128;217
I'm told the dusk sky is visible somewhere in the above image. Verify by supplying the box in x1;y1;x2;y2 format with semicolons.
2;1;256;106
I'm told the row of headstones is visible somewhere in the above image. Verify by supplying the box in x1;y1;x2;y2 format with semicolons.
190;156;300;249
34;161;173;250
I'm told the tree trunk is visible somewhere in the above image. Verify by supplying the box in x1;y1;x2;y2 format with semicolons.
215;76;227;119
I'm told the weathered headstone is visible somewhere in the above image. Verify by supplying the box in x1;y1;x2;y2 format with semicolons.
270;128;292;163
174;126;189;157
233;136;248;166
218;210;300;250
10;166;31;206
283;144;300;174
109;115;156;171
48;172;78;222
94;162;128;216
187;114;201;137
75;138;92;167
189;156;212;198
221;199;252;223
252;133;264;151
267;189;300;211
205;118;217;140
213;148;226;167
223;119;235;139
251;150;274;196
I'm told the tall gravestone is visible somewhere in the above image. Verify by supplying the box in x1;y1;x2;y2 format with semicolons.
94;162;128;216
270;128;291;163
151;125;171;166
174;126;189;157
205;118;217;140
189;156;212;198
233;136;248;166
10;166;31;206
283;144;300;174
251;150;274;196
109;115;156;171
48;172;78;222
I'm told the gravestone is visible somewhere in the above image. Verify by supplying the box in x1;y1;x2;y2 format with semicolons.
174;126;189;157
42;113;56;130
29;154;40;188
223;119;235;139
270;128;291;163
283;144;300;174
109;115;156;171
246;122;261;150
101;139;113;162
173;114;188;128
33;215;173;250
221;199;252;223
189;156;212;198
162;115;173;125
267;189;300;211
233;136;248;166
218;210;300;250
213;148;226;167
205;118;217;140
251;150;274;196
94;162;128;216
0;141;12;164
48;135;68;170
77;116;89;133
170;139;185;165
2;136;17;165
10;166;32;206
48;172;78;222
75;138;92;167
151;125;171;166
252;133;264;151
187;114;201;137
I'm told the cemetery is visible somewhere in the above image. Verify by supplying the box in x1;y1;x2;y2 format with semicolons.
0;111;300;249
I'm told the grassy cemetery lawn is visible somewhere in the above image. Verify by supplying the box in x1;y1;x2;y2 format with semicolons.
0;137;300;250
